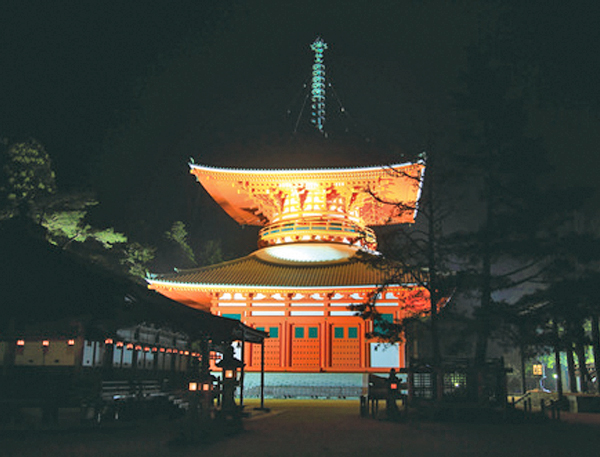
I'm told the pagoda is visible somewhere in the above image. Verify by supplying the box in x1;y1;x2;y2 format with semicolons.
147;161;430;375
148;38;432;388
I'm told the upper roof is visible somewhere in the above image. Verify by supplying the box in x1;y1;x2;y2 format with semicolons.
189;161;425;227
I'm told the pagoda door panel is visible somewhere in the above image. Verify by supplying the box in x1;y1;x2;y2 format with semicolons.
330;326;361;369
250;339;281;369
290;325;321;369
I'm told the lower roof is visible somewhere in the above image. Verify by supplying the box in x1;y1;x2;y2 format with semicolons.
147;243;426;290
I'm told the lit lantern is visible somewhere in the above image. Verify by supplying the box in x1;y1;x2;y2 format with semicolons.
216;348;243;412
116;341;124;348
188;382;198;391
105;338;114;345
67;339;75;346
42;340;50;347
16;339;25;346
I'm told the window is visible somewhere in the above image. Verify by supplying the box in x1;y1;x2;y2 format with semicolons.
374;313;394;334
222;313;241;321
269;327;279;338
348;327;358;339
294;327;305;338
308;327;318;338
369;343;399;368
334;327;344;338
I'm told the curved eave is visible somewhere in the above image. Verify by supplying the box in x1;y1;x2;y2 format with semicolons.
146;248;428;292
148;280;416;291
189;161;426;227
189;161;424;176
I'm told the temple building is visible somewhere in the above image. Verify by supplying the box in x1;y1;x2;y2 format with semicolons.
147;160;431;384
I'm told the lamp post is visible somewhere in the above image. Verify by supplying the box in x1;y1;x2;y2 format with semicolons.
182;376;217;442
216;347;243;415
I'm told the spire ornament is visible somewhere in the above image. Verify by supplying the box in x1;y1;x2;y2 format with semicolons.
310;37;328;134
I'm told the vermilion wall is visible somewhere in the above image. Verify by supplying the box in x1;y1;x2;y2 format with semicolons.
210;287;429;372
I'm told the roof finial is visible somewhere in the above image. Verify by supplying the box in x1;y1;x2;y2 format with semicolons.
310;37;328;135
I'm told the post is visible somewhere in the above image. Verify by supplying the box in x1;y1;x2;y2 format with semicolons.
240;327;246;407
260;340;265;410
540;399;545;415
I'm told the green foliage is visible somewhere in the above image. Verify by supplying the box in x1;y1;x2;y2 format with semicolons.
121;242;156;278
0;139;57;216
165;220;196;264
42;209;127;249
200;239;224;266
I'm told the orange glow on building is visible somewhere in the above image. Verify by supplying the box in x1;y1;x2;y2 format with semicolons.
148;161;430;373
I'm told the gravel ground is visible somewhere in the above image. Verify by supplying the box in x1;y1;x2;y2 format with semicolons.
2;399;600;457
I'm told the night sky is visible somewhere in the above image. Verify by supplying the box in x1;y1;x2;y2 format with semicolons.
2;1;599;261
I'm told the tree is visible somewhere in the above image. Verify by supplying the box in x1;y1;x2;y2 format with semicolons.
0;138;57;219
0;138;158;281
199;239;225;266
165;221;196;265
351;151;458;400
38;193;127;249
501;211;600;395
451;33;568;367
121;242;157;279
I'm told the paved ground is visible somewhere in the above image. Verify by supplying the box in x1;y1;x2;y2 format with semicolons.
2;400;600;457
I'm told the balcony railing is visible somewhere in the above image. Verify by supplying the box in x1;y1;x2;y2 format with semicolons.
258;218;377;249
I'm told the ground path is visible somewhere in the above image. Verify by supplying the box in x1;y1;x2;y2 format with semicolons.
2;399;600;457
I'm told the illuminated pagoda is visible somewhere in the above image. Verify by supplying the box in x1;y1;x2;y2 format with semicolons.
147;160;430;377
148;38;431;390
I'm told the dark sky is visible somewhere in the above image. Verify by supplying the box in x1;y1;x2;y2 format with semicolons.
2;1;599;259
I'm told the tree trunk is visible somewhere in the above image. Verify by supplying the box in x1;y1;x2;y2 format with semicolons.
474;233;492;366
424;162;443;401
553;320;564;401
520;344;527;394
566;343;578;393
575;340;590;393
475;160;494;367
591;314;600;394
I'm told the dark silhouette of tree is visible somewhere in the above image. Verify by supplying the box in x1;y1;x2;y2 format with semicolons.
351;148;458;400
